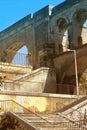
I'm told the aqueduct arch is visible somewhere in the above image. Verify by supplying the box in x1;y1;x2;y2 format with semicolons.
72;8;87;46
51;0;87;53
56;17;68;53
0;23;34;66
0;0;87;68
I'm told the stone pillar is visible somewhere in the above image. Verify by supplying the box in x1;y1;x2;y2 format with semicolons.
68;22;73;49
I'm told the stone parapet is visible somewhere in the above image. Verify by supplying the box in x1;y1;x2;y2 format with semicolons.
0;62;32;79
0;93;78;113
52;0;83;15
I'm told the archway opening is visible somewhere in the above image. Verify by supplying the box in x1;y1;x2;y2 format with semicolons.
57;18;68;53
73;9;87;46
81;19;87;44
12;45;28;66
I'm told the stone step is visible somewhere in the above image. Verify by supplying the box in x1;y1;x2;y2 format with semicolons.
37;127;81;130
16;113;83;130
34;125;81;130
17;113;68;121
32;123;78;127
23;117;81;130
21;116;69;124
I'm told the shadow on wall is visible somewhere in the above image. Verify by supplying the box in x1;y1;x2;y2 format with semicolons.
43;68;57;93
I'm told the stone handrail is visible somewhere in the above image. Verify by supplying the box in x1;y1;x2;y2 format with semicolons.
5;112;40;130
61;99;87;115
0;100;54;125
57;112;87;130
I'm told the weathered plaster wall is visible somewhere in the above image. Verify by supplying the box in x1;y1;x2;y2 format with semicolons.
0;93;77;113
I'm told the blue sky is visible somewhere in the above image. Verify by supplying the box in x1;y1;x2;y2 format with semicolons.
0;0;65;32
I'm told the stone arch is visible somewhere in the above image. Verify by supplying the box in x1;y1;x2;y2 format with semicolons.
56;17;69;53
72;8;87;46
0;41;32;66
6;42;24;63
57;18;68;32
0;41;24;63
1;39;34;67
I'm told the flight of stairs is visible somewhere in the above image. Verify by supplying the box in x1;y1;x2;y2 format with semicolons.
0;97;87;130
13;96;87;130
14;112;83;130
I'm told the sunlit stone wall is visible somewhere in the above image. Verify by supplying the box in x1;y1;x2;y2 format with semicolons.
0;93;77;113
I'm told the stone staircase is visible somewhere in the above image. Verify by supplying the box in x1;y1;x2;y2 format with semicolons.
13;112;84;130
0;99;87;130
3;67;53;93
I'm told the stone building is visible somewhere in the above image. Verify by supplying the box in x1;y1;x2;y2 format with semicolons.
0;1;87;130
0;0;87;95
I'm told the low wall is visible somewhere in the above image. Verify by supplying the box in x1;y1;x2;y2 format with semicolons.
4;67;57;93
0;62;32;79
0;92;78;113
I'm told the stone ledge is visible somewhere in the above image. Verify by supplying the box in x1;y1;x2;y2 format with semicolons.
0;90;79;99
